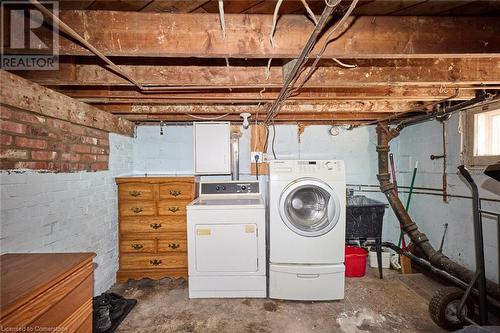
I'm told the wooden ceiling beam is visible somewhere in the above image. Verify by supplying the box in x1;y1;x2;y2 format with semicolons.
94;100;419;114
13;58;500;88
4;12;499;58
119;112;407;122
62;86;475;103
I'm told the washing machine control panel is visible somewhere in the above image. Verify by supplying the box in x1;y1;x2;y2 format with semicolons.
296;160;340;172
201;182;260;194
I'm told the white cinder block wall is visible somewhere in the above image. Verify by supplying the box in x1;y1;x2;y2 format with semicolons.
0;133;134;294
397;114;500;283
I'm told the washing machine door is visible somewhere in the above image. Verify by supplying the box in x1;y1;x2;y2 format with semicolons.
279;178;341;237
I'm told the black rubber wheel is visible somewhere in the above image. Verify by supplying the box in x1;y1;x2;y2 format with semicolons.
429;287;475;331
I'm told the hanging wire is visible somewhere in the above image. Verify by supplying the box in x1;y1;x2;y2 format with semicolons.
269;0;284;47
218;0;226;38
288;0;359;95
301;0;319;25
331;57;357;68
264;0;359;123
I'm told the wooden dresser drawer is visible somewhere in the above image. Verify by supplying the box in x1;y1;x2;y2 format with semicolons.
120;239;156;253
158;239;187;253
157;201;189;216
120;201;156;217
120;254;187;270
118;184;154;201
159;182;194;200
120;217;186;234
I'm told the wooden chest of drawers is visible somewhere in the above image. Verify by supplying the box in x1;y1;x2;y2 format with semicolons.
115;176;195;282
0;253;95;333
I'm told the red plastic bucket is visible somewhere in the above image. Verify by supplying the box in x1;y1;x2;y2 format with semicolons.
345;246;369;277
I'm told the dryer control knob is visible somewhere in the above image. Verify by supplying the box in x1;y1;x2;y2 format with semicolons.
325;161;334;170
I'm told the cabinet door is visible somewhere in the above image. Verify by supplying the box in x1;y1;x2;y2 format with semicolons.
194;122;231;174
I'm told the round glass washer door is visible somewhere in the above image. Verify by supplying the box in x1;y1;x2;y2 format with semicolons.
279;178;341;237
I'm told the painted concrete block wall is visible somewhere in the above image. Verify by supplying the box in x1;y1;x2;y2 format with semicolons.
397;114;500;282
133;124;402;243
0;133;134;294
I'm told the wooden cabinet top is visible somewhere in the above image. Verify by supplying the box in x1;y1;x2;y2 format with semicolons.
115;176;195;184
0;253;95;318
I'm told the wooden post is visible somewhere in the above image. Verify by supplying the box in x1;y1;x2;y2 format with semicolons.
250;124;269;175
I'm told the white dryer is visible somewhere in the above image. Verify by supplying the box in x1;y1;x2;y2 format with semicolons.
269;160;346;301
187;181;266;298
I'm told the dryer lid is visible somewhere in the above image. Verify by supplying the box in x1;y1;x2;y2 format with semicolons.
279;178;341;237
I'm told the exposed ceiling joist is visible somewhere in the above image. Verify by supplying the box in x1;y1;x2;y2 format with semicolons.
95;100;419;114
119;112;413;123
5;12;499;58
59;87;476;104
13;58;500;88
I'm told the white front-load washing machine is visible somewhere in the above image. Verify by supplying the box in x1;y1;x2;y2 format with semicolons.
269;160;346;301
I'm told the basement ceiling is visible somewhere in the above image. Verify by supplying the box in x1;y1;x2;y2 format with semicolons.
3;0;500;124
58;0;500;16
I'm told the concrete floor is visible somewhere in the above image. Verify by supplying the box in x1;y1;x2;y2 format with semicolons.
110;268;451;333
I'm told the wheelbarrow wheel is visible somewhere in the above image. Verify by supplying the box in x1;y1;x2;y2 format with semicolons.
429;287;474;331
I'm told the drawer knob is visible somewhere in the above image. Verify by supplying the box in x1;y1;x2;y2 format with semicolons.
170;190;181;197
168;243;180;249
150;223;162;230
150;259;162;266
131;207;143;214
129;190;141;197
168;206;180;213
131;243;144;250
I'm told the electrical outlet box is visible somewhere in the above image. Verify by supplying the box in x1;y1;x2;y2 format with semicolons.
251;151;263;163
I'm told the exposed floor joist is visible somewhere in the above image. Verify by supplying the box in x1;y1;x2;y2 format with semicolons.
127;101;418;113
5;12;499;58
60;87;476;104
14;58;500;87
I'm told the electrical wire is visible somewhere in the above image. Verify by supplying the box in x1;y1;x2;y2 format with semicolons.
265;0;343;123
184;113;231;120
269;0;284;47
301;0;319;25
265;0;357;123
290;0;359;94
271;120;277;159
331;57;357;68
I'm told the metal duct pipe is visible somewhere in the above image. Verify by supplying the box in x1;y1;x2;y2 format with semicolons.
375;123;500;300
231;134;240;181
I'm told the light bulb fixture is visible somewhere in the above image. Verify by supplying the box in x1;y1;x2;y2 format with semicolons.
240;112;251;129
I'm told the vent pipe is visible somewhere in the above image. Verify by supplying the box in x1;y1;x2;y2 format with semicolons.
231;130;240;180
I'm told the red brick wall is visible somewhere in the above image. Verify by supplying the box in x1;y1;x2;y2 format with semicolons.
0;105;110;172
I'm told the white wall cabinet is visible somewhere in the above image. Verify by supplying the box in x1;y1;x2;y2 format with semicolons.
193;122;231;174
